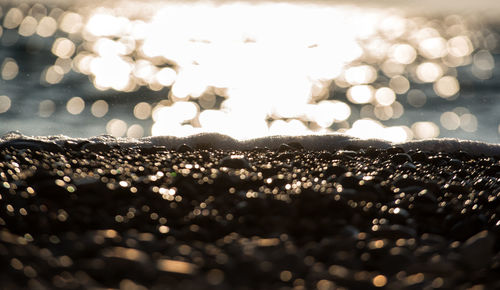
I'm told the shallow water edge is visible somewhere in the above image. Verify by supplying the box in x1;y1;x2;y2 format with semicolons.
1;132;500;156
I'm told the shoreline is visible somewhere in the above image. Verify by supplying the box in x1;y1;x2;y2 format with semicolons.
2;132;500;156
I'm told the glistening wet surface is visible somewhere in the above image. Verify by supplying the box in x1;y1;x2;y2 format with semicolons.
0;138;499;289
0;1;499;142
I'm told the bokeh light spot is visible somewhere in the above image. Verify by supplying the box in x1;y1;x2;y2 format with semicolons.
375;87;396;106
52;38;76;59
36;16;57;37
59;12;83;34
389;75;410;94
344;65;377;85
39;100;56;118
18;16;38;37
43;65;64;84
391;43;417;64
440;111;460;130
347;85;374;104
313;100;351;128
91;100;109;118
419;37;447;59
374;105;393;120
373;275;387;287
433;76;459;98
460;113;478;132
127;124;144;138
1;58;19;80
407;89;427;108
156;67;177;87
0;95;11;113
3;8;23;29
133;102;152;120
66;97;85;115
280;270;292;282
391;101;404;119
412;122;440;139
416;62;443;83
447;35;472;57
106;119;128;137
473;50;494;71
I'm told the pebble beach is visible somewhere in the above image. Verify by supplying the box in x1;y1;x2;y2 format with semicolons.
1;135;499;289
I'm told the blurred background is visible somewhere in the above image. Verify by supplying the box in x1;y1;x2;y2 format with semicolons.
0;0;499;143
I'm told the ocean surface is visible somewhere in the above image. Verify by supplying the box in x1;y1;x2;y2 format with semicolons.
0;0;499;143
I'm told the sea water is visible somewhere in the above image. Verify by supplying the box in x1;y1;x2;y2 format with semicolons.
0;0;499;143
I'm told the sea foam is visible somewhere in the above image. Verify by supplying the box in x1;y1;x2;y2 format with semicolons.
1;132;500;156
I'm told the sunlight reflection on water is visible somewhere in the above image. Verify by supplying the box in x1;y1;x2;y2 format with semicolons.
0;1;498;142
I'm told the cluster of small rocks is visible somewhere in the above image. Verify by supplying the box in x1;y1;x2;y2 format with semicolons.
0;139;499;289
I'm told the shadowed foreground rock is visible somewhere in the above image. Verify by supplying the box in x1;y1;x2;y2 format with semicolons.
0;143;499;289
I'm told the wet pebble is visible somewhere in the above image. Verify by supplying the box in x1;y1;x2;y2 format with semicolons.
63;140;89;151
325;164;348;176
0;138;63;152
287;142;304;151
400;162;417;170
460;230;495;270
448;158;463;169
337;172;361;188
391;153;413;164
177;143;193;153
372;224;417;239
81;142;113;153
387;146;405;154
277;143;294;152
219;155;252;169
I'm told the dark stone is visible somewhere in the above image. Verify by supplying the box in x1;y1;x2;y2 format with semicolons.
448;159;463;169
251;147;268;153
386;207;410;224
325;164;348;176
63;140;89;151
276;152;295;161
460;230;495;270
401;162;417;170
139;146;167;154
411;189;438;214
199;150;212;160
387;147;405;154
338;172;360;188
454;150;472;161
428;156;449;166
340;188;378;201
483;165;500;176
410;152;429;164
449;215;488;241
220;155;252;169
177;144;193;153
365;147;384;158
277;143;294;152
0;138;63;153
372;224;417;239
193;143;213;150
317;152;334;160
82;142;112;153
415;189;437;203
335;150;357;159
391;153;413;164
287;142;304;150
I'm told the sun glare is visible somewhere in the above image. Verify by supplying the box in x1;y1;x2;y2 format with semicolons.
34;0;489;141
